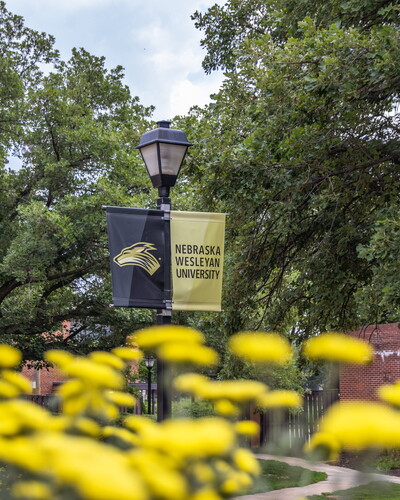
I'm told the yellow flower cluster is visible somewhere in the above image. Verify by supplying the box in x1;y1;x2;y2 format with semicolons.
257;390;303;409
0;325;379;499
45;349;133;421
0;335;262;499
301;332;400;460
307;402;400;461
132;325;219;366
302;332;373;364
0;345;30;399
229;331;293;365
174;373;302;417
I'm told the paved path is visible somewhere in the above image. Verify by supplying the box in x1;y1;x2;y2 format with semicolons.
237;454;400;500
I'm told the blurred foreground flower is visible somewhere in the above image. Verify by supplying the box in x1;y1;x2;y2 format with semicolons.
132;325;205;350
257;390;302;409
229;332;293;364
0;337;267;499
157;342;219;366
303;332;373;364
174;375;268;405
307;401;400;456
0;345;22;368
378;383;400;407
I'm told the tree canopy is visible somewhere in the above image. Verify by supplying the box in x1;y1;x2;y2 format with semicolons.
0;2;155;358
183;0;400;340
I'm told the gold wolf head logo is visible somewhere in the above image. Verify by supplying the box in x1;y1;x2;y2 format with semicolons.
113;242;161;275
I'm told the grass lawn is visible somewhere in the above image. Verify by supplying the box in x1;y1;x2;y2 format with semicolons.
307;481;400;499
242;459;327;495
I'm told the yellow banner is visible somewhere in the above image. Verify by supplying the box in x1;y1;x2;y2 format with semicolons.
170;211;225;311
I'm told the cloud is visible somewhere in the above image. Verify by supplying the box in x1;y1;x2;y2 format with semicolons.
12;0;131;12
134;17;217;117
10;0;225;118
168;76;222;117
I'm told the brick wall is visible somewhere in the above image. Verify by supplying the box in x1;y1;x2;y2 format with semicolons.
22;321;139;395
340;323;400;401
22;365;66;395
22;321;71;395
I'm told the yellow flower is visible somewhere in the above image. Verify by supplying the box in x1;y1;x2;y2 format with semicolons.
233;448;261;475
62;392;120;420
112;346;143;361
124;415;158;434
58;379;85;399
378;384;400;406
221;471;251;495
174;373;210;394
103;426;139;447
62;394;89;416
188;463;216;483
234;421;260;437
11;481;52;499
188;488;221;500
1;400;54;432
106;391;136;407
89;351;126;371
257;390;303;408
132;325;205;349
128;448;188;500
38;433;147;500
302;332;373;364
140;418;235;459
196;380;268;403
0;344;22;368
305;432;341;461
44;349;74;368
0;436;47;471
0;379;20;398
71;417;101;437
214;399;239;417
62;358;124;389
229;332;293;364
1;370;31;394
318;401;400;449
157;343;219;366
0;408;21;436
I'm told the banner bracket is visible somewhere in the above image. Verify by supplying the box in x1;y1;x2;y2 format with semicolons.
159;307;172;316
159;204;171;213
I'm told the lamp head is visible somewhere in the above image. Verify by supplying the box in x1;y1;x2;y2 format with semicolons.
136;121;192;190
144;357;155;369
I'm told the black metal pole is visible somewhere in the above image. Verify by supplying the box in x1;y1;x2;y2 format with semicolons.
156;187;172;422
147;366;152;415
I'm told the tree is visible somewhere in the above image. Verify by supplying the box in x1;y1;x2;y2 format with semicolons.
192;0;400;73
0;4;156;358
184;0;400;340
0;1;58;162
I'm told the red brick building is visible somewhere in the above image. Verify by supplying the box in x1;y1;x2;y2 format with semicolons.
21;322;139;395
340;323;400;401
21;322;70;394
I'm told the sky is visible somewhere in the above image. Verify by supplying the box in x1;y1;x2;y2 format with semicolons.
9;0;225;120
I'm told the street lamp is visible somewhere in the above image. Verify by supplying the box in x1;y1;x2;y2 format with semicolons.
144;357;155;415
136;120;192;198
136;120;191;421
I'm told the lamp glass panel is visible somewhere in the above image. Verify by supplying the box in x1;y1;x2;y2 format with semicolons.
140;144;160;177
145;358;155;368
159;143;187;175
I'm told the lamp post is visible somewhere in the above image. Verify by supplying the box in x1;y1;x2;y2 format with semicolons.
144;357;155;414
136;120;191;421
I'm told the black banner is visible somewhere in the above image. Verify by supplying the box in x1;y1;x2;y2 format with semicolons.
105;206;166;308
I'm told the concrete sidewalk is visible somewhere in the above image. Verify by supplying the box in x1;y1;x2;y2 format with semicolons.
237;454;400;500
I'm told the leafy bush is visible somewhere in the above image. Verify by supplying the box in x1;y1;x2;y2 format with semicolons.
172;397;215;418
